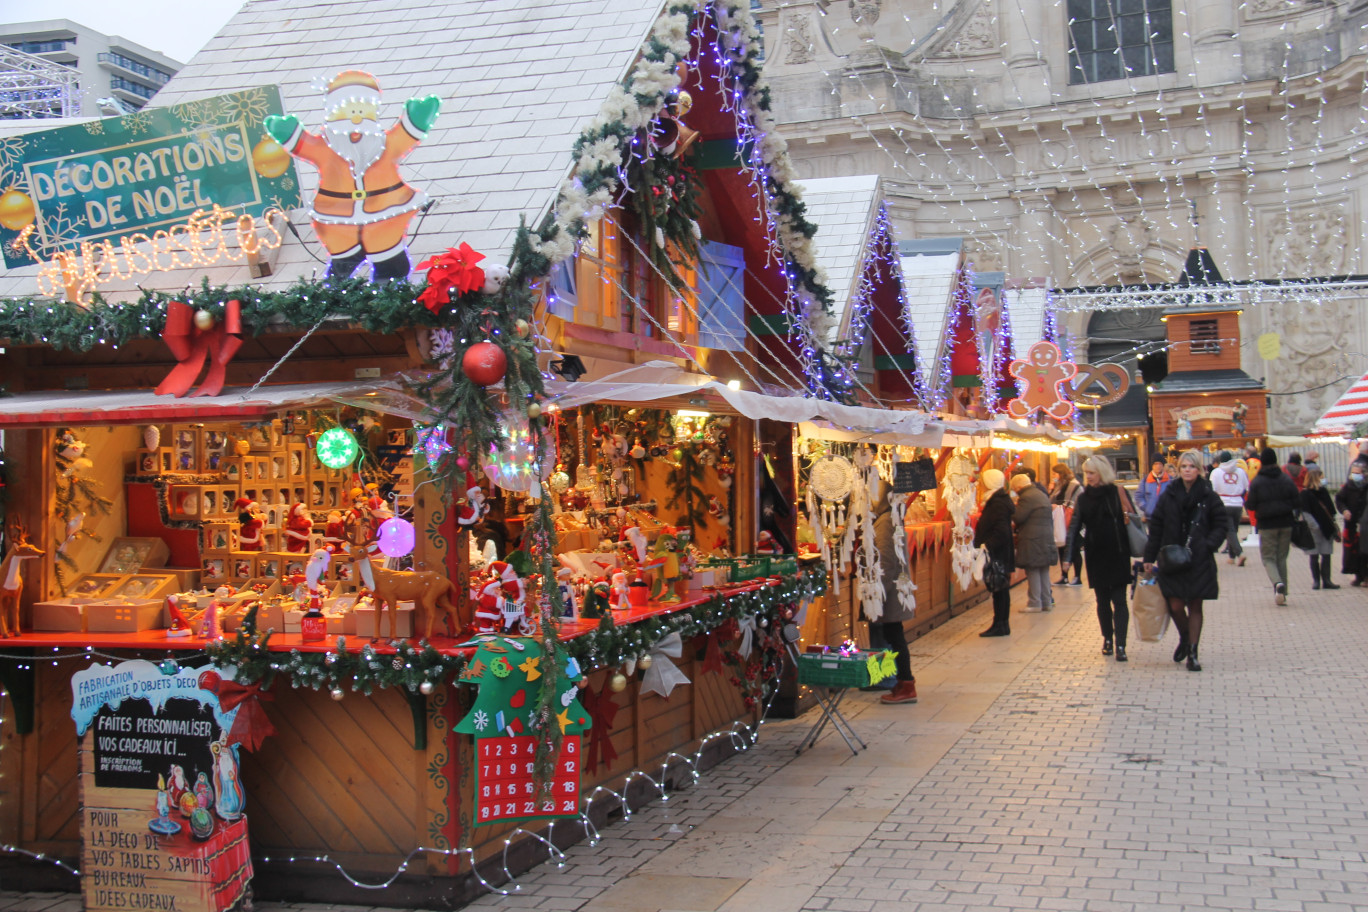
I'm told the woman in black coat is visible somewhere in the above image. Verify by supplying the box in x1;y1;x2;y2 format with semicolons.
1062;455;1136;661
973;468;1015;637
1142;449;1230;672
1334;459;1368;585
1300;466;1340;590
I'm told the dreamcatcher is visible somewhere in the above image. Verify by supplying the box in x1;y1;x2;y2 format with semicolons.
851;447;882;622
943;450;983;590
805;452;854;594
880;446;918;618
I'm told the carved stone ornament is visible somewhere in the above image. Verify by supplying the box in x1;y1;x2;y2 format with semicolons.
1244;0;1312;20
964;236;1002;271
1266;205;1348;277
1267;298;1353;433
783;12;817;65
932;0;997;58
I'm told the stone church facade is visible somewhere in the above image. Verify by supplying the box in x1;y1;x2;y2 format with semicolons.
759;0;1368;434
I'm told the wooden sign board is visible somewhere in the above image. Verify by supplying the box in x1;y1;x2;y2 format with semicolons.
72;661;253;912
891;459;937;494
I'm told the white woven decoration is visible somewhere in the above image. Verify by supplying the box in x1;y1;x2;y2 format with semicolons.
809;454;855;502
890;489;917;617
943;451;980;591
852;455;882;621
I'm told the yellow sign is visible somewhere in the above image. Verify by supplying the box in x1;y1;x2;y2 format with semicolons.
1257;332;1282;360
19;204;283;301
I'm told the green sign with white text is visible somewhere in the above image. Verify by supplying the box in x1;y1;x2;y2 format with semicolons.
0;86;300;268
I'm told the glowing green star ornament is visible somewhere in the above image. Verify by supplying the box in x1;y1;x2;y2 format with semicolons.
316;427;360;469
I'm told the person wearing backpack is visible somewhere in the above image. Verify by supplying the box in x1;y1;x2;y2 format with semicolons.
1210;451;1248;566
1245;448;1302;605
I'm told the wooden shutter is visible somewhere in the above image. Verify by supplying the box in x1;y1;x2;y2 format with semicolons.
696;240;746;352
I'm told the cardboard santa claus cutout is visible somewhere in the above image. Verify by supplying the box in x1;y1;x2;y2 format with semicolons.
264;70;441;281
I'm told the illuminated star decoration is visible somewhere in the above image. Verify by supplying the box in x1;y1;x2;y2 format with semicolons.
315;426;359;469
518;656;541;681
416;242;487;313
414;425;452;465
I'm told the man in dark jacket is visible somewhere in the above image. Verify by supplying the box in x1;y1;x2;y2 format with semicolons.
1245;447;1301;604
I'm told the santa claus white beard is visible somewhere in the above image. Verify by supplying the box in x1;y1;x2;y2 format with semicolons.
325;120;386;180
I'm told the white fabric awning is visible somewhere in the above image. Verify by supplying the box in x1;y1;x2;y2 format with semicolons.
0;379;401;429
1313;371;1368;436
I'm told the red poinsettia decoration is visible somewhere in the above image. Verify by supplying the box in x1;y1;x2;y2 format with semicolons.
416;242;487;313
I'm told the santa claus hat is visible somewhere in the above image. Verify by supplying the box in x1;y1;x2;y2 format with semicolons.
323;70;381;105
487;561;523;599
233;496;257;511
290;502;309;517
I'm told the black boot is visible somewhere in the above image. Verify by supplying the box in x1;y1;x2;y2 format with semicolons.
1311;556;1322;590
371;248;412;282
1187;645;1201;672
1321;555;1340;589
1101;638;1113;656
1173;638;1189;663
1115;644;1128;662
325;248;366;281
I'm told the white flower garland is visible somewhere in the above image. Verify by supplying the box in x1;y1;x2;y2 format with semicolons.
533;0;833;359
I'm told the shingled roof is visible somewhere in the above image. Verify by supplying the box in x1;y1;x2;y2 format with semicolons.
0;0;671;297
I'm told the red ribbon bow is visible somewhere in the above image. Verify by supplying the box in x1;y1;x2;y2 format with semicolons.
578;682;620;774
155;299;244;398
213;679;277;753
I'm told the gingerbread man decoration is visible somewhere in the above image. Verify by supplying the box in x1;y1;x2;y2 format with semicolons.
1006;341;1076;421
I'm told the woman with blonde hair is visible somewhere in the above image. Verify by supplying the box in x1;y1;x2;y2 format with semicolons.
1063;455;1137;660
1300;466;1341;590
1143;449;1230;671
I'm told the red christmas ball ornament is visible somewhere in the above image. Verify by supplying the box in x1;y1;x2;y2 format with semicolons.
455;454;470;470
462;341;507;387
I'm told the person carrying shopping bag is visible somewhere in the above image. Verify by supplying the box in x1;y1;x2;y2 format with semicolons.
974;469;1015;637
1062;455;1135;661
1143;449;1230;672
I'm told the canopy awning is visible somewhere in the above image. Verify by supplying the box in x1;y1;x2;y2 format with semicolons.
0;379;401;429
1313;371;1368;436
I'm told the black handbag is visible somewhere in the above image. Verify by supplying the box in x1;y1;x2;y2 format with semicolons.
1291;513;1316;552
983;558;1010;592
1157;502;1202;574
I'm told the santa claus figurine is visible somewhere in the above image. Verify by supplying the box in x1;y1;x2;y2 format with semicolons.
284;503;314;553
322;511;346;554
234;497;266;551
470;561;528;635
264;70;441;282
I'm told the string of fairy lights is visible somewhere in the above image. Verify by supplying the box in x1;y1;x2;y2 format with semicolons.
775;0;1368;311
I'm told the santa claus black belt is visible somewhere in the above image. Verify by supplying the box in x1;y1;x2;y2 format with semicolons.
318;182;404;201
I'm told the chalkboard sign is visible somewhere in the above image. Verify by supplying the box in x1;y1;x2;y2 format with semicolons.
92;698;218;791
892;457;937;494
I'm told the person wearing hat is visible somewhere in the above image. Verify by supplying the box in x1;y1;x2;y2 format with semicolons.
1010;472;1057;612
1064;455;1137;661
973;468;1016;637
1245;447;1302;605
234;497;265;552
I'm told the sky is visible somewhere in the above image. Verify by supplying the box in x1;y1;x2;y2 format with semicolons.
2;0;244;63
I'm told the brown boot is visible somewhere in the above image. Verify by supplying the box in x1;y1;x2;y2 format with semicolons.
880;679;918;704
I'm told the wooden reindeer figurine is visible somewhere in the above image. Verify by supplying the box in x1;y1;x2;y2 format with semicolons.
345;543;467;641
1;522;45;638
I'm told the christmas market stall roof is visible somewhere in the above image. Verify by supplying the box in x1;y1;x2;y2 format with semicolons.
0;378;400;429
1313;369;1368;436
798;174;884;344
897;238;962;382
0;0;821;303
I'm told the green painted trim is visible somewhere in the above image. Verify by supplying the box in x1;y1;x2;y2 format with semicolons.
951;375;983;388
748;313;790;336
873;353;918;370
694;138;755;170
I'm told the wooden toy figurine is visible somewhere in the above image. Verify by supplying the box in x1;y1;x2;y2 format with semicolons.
0;521;44;638
345;543;465;641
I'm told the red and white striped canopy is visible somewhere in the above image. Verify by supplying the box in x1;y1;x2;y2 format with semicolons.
1313;372;1368;436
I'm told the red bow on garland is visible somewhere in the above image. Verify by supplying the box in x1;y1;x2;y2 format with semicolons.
416;242;486;313
578;682;620;774
700;619;737;676
199;673;277;753
155;299;244;398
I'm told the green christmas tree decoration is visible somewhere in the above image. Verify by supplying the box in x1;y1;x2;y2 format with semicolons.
455;637;590;739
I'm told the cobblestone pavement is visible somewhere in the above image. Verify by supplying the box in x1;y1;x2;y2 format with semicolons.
5;549;1367;912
